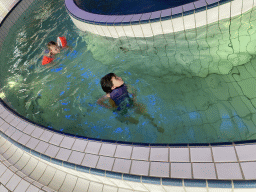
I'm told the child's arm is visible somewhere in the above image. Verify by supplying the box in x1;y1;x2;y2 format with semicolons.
126;84;137;100
97;94;113;109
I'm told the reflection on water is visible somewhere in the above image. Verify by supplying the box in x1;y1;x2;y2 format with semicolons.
1;0;256;143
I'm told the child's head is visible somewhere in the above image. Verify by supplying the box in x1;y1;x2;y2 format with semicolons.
100;73;124;93
47;41;60;55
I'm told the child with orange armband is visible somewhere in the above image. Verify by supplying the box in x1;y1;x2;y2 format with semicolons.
42;36;67;65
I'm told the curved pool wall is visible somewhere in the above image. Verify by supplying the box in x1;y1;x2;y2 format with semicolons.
65;0;254;38
2;0;256;192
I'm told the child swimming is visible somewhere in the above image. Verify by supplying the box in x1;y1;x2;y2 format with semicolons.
42;36;67;65
97;73;164;133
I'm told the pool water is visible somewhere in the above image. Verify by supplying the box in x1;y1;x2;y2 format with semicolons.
1;0;256;144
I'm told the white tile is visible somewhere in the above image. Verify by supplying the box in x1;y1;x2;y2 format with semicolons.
88;182;103;192
140;23;153;37
9;117;21;127
0;162;8;177
3;144;17;159
5;126;16;137
8;148;23;165
183;14;195;31
93;175;114;186
172;17;184;32
18;134;31;145
29;161;47;181
0;122;10;134
4;113;15;123
0;169;14;185
115;25;126;38
102;185;118;192
14;179;30;192
42;185;55;192
118;189;134;192
26;185;40;192
0;185;8;192
150;22;163;36
89;24;100;35
100;25;112;37
163;185;186;192
39;131;54;142
72;139;88;152
48;170;66;191
124;181;148;192
0;136;6;146
16;121;28;131
143;183;166;192
9;165;18;172
122;25;135;37
107;26;119;38
58;174;77;192
219;2;231;21
185;187;207;192
208;188;232;192
21;157;38;175
6;174;22;191
38;166;56;186
242;0;254;13
49;134;64;146
131;24;143;37
207;6;219;25
94;25;106;36
73;178;90;192
14;152;31;170
109;178;132;189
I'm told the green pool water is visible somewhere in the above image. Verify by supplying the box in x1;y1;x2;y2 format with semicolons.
1;0;256;144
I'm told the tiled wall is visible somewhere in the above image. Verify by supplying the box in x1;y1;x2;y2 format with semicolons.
66;0;255;38
2;0;256;191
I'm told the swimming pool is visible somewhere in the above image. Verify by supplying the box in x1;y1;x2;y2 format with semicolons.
1;0;256;144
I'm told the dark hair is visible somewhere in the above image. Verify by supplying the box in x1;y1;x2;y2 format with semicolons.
100;73;116;93
47;41;57;48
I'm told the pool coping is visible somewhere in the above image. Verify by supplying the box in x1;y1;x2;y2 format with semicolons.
65;0;231;26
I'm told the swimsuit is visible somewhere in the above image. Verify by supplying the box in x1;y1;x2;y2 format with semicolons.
110;84;133;114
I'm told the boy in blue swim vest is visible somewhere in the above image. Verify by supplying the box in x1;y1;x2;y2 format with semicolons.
97;73;164;133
